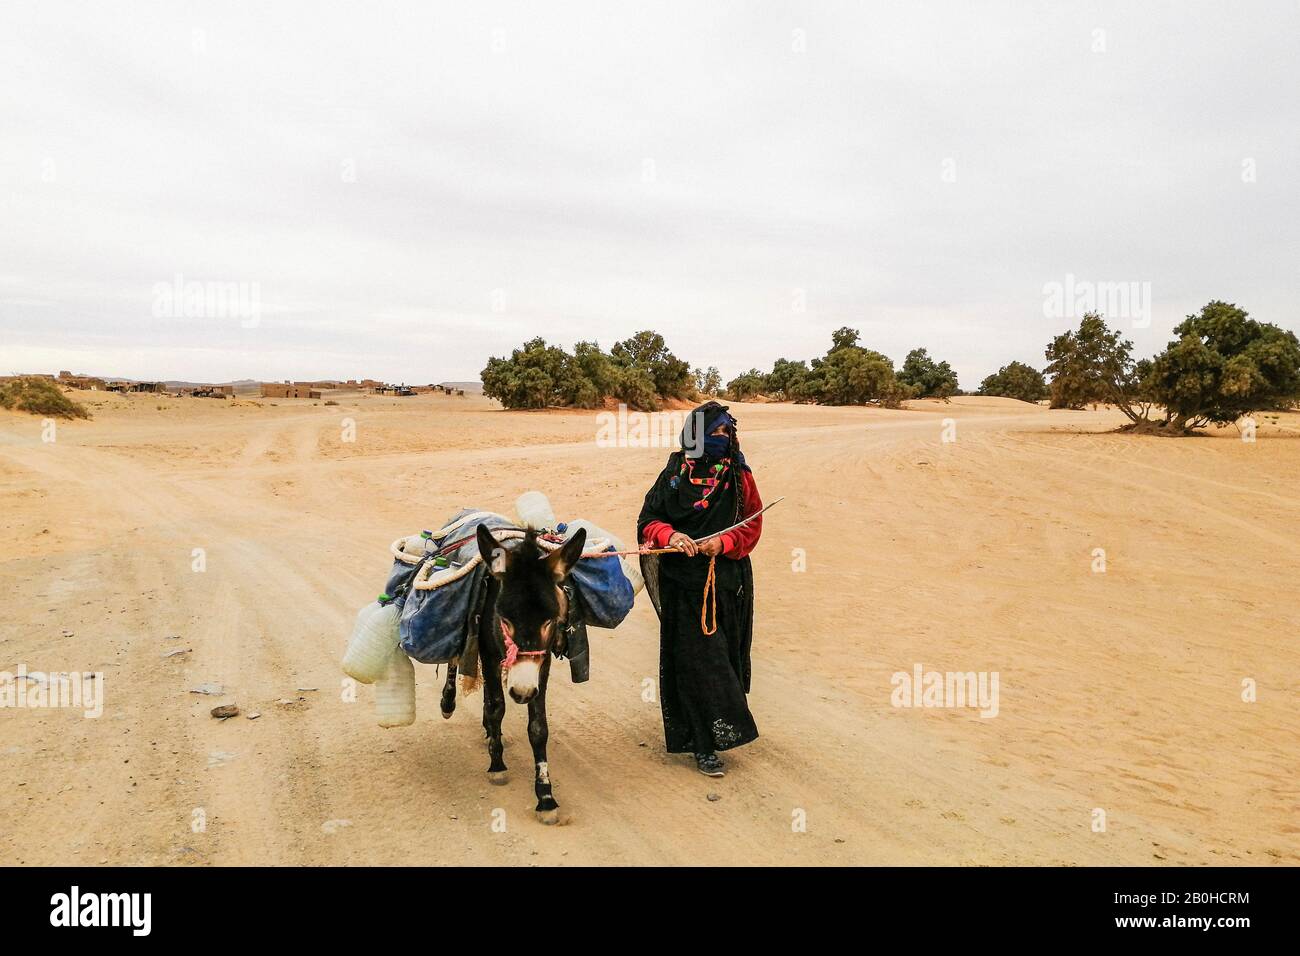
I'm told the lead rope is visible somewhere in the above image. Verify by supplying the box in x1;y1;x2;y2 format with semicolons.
700;555;718;636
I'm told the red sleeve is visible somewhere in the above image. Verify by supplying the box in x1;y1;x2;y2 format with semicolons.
720;470;762;559
640;519;676;549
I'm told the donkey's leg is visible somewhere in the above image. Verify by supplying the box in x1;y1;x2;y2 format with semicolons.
440;663;458;719
527;659;558;823
480;643;508;784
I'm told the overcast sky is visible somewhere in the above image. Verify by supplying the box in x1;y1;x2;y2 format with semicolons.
2;1;1297;387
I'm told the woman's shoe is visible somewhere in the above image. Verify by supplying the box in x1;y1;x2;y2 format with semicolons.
695;752;725;777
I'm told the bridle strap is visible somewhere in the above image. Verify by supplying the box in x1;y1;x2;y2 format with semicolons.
496;587;566;673
500;630;546;671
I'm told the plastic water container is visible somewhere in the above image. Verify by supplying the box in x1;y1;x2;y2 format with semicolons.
516;491;557;530
375;648;416;727
402;531;432;556
342;597;401;684
563;519;644;595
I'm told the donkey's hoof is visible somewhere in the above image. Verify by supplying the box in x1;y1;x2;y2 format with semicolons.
488;771;510;786
536;808;560;826
440;707;455;720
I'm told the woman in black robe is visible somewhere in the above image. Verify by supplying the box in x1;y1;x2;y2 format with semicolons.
637;401;763;777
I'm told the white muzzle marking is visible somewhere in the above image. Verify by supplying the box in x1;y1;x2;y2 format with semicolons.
507;659;540;701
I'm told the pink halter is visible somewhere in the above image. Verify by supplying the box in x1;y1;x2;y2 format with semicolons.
501;630;546;672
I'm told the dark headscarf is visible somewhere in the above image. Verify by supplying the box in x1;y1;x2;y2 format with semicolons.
681;401;747;469
637;400;748;545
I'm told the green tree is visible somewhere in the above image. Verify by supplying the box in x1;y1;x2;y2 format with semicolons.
610;364;660;411
898;347;960;399
480;337;570;409
611;331;693;400
1044;313;1130;410
818;346;912;407
726;368;769;401
555;354;601;408
482;332;698;411
1147;301;1300;430
1042;313;1162;426
766;358;809;399
571;341;616;396
763;331;910;406
787;354;827;403
977;361;1048;403
830;326;861;352
694;366;722;396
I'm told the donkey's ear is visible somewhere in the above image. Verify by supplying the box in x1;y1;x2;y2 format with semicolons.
476;524;508;578
546;527;586;583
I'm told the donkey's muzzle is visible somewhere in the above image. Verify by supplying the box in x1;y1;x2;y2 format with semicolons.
506;659;541;704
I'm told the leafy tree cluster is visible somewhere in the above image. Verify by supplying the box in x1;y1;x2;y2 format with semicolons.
479;300;1300;434
1043;302;1300;432
897;348;960;399
481;331;693;411
978;361;1048;403
723;329;958;407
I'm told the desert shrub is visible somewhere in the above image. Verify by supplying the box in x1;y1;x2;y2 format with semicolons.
1146;301;1300;429
569;341;617;405
897;347;959;400
726;369;769;401
481;332;694;411
480;337;571;409
747;328;911;407
1038;303;1300;433
1043;313;1129;409
610;364;661;410
765;358;809;400
816;338;913;407
1044;313;1157;424
978;361;1048;403
693;366;722;396
789;372;826;403
0;377;91;419
610;331;694;400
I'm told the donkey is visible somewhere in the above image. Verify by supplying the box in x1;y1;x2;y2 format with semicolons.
438;525;586;824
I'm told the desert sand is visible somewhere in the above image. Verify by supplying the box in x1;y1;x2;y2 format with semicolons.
1;390;1296;866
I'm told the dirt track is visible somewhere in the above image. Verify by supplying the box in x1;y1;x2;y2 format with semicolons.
1;392;1296;865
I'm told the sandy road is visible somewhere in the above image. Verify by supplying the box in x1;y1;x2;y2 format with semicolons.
1;392;1296;865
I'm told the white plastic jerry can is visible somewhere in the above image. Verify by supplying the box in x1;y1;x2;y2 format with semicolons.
402;530;433;556
342;595;402;684
515;491;558;530
375;647;416;728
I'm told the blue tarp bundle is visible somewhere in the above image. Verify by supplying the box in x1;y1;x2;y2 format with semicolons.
566;544;636;629
388;509;634;666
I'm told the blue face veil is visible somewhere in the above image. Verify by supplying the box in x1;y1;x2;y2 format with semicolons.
702;414;736;459
681;402;746;468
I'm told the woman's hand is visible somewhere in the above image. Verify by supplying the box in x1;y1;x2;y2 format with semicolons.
696;536;725;557
668;532;698;556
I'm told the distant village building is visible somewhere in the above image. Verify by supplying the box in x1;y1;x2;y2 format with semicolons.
56;372;107;390
177;385;233;398
260;382;321;399
369;383;417;396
